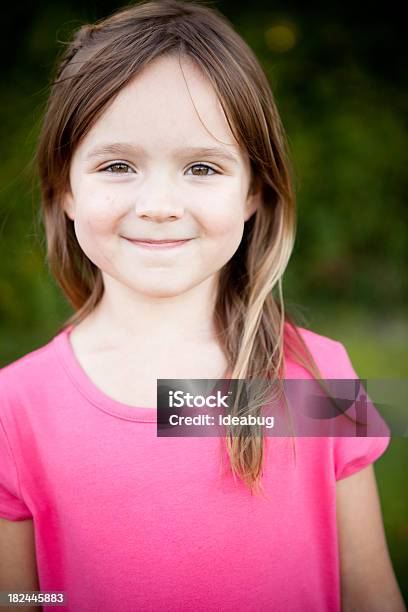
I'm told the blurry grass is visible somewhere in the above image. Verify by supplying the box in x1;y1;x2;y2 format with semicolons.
312;305;408;378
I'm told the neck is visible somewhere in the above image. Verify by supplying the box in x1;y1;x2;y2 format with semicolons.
79;272;222;349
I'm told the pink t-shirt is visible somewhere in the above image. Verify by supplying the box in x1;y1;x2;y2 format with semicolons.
0;324;390;611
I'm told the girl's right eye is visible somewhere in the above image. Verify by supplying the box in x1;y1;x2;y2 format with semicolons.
99;162;134;174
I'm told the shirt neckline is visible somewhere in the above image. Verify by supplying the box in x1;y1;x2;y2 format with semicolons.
52;324;232;423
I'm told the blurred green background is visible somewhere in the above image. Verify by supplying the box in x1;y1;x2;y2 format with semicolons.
0;0;406;602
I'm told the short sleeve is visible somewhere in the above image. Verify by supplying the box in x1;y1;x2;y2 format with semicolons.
330;341;391;481
0;415;33;520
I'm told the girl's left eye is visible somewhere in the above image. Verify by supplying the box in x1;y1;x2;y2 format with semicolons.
99;162;219;176
186;164;218;177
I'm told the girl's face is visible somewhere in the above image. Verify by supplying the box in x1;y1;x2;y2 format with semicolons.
63;54;260;299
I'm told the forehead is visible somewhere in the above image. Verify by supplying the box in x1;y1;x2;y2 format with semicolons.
75;53;246;164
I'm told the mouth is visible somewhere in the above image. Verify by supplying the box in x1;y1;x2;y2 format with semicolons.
123;237;193;250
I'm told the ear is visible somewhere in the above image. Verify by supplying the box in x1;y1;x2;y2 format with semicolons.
244;180;262;222
62;189;76;221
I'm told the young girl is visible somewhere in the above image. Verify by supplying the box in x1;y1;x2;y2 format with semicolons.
0;1;405;610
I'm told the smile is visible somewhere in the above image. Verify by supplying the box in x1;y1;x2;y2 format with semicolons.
124;238;193;250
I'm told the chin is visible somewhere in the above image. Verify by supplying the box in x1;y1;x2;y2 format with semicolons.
133;282;189;299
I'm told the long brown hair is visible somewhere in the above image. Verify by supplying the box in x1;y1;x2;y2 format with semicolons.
35;0;326;494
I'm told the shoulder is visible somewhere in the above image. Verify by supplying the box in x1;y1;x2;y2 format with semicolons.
0;334;58;406
284;324;392;479
292;324;343;353
1;337;55;378
284;322;357;379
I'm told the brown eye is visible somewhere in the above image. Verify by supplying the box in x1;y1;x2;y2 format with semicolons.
101;162;134;174
187;164;218;177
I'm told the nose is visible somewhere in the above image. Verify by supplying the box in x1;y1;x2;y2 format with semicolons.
134;186;185;222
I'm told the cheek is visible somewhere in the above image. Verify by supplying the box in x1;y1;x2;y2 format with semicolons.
199;188;246;236
75;193;123;234
197;191;246;267
73;193;123;265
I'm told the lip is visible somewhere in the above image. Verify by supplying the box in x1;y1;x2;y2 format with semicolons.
124;238;193;249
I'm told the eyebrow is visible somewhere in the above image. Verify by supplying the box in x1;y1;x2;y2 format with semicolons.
84;142;239;165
